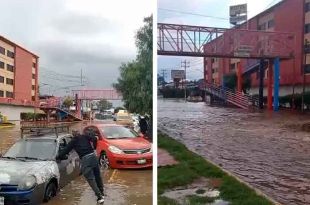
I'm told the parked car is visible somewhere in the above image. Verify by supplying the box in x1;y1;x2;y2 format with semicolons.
83;124;152;169
114;112;134;128
0;128;80;204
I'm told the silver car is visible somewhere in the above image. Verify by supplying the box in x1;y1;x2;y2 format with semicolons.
0;132;80;204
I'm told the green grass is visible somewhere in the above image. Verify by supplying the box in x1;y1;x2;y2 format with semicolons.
158;132;273;205
187;195;216;204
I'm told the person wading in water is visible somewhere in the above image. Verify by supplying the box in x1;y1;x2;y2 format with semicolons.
57;129;105;204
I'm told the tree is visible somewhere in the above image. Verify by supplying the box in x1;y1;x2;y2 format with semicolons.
113;15;152;115
97;99;112;112
62;96;73;108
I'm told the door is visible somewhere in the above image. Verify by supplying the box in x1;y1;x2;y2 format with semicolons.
57;137;72;188
65;135;80;179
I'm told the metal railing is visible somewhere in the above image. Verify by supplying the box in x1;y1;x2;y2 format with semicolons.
205;82;259;109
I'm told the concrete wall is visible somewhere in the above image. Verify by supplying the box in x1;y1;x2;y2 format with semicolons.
0;104;34;121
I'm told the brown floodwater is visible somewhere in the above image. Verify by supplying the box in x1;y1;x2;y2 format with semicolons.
0;122;152;205
158;99;310;205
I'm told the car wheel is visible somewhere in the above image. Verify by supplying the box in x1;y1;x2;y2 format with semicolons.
99;152;110;169
43;182;57;202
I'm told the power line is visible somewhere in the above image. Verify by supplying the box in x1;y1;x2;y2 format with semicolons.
158;8;229;21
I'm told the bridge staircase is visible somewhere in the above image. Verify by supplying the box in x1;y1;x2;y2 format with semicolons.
205;82;259;110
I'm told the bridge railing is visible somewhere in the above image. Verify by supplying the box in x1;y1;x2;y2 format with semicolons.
205;82;259;109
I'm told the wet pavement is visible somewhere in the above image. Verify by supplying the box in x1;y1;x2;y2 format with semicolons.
0;122;152;205
158;99;310;205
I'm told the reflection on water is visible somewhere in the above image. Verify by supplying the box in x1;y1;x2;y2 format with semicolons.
158;99;310;205
0;122;152;205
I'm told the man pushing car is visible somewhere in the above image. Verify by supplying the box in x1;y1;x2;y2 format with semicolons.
57;129;105;204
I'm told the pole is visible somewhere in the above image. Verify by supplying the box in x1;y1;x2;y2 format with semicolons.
259;59;264;109
301;0;306;112
181;60;190;102
273;57;280;112
302;53;306;112
267;59;273;110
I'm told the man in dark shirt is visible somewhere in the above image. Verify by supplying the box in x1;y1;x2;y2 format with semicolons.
57;129;104;203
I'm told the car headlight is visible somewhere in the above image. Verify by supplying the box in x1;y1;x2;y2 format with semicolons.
18;175;37;190
108;145;123;154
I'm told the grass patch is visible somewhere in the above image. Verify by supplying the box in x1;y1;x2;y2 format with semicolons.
158;132;273;205
187;195;216;204
158;196;179;205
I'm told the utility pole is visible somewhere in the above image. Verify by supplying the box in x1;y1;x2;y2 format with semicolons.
181;60;190;102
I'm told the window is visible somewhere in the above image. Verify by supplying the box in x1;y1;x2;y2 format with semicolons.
32;96;36;101
230;63;235;71
0;76;4;83
211;58;215;63
6;91;13;98
305;24;310;34
6;50;14;58
258;23;266;30
304;64;310;74
0;47;4;55
6;78;14;85
32;62;36;68
32;85;36;90
306;2;310;12
212;68;215;73
267;20;274;29
6;64;14;72
32;74;36;79
0;61;4;69
0;90;3;97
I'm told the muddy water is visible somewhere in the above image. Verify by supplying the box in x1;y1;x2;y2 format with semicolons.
0;122;152;205
158;99;310;205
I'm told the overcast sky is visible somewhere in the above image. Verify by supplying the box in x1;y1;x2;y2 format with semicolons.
0;0;152;96
158;0;282;82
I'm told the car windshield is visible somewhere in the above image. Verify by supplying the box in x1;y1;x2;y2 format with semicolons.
3;139;57;160
102;126;138;139
117;115;131;120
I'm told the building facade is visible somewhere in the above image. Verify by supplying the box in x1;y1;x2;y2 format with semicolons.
204;0;309;96
0;36;39;120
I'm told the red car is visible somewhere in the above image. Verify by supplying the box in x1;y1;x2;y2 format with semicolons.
83;124;152;169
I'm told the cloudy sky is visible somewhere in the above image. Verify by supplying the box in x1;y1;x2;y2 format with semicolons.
0;0;152;96
158;0;282;82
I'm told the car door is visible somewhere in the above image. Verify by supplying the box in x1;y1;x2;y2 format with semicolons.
57;137;72;188
65;135;80;179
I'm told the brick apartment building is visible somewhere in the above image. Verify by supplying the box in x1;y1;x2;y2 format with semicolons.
204;0;310;96
0;36;39;120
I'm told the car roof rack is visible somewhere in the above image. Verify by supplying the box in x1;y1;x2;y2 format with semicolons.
20;123;70;139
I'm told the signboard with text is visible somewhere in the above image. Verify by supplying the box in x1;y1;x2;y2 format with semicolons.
230;4;247;16
171;70;185;79
229;4;247;25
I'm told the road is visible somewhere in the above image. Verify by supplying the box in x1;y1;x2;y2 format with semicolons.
0;122;152;205
158;99;310;205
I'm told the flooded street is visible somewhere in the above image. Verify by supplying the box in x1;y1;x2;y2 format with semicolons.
0;122;152;205
158;99;310;205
